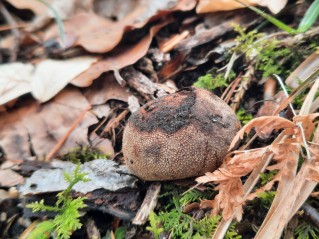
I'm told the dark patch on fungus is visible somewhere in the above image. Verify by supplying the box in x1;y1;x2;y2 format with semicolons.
129;87;197;134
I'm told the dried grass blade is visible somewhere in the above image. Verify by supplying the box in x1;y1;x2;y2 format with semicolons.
274;66;319;115
256;79;319;238
255;162;310;239
286;51;319;88
288;127;319;220
299;78;319;115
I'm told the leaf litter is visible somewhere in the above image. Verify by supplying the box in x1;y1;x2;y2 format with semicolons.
0;0;319;238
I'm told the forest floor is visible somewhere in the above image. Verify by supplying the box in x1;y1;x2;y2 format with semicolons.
1;1;319;239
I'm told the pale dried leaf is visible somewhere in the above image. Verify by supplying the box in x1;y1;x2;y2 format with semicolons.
31;57;98;102
308;164;319;182
0;63;33;105
299;78;319;115
255;163;310;239
7;0;48;15
128;95;140;113
197;148;269;221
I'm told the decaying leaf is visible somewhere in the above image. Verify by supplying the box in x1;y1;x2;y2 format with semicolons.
71;21;170;87
229;116;295;149
197;148;270;220
44;0;196;53
0;88;98;160
19;159;137;195
7;0;92;31
0;169;24;187
196;0;287;14
83;73;132;105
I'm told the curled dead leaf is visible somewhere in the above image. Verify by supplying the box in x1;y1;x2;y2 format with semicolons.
71;20;170;87
229;116;295;149
44;0;196;53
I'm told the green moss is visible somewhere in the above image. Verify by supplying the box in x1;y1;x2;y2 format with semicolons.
232;24;318;79
236;108;253;125
147;190;242;239
61;147;109;164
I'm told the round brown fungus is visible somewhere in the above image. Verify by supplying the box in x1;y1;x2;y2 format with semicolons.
122;87;240;181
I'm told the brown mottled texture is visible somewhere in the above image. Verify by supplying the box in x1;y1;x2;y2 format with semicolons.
122;87;240;181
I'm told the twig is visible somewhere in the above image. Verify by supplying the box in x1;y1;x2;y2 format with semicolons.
0;23;29;31
103;110;129;135
230;65;255;111
132;182;161;225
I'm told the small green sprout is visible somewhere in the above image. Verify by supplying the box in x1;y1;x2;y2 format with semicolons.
26;165;90;239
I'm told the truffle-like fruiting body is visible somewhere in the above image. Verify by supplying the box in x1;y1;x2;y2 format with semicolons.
122;87;240;181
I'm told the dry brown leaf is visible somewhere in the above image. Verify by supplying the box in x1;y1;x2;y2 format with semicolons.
44;0;196;53
72;21;170;87
0;88;98;160
196;148;269;220
7;0;92;31
196;0;287;14
83;73;132;105
44;12;117;52
0;169;24;187
254;120;319;238
200;113;319;229
7;0;91;18
257;91;286;117
293;113;319;141
229;116;295;149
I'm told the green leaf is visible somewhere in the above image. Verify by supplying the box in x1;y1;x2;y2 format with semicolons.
298;0;319;33
234;0;297;34
26;221;55;239
53;197;87;239
114;227;126;239
27;200;60;212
